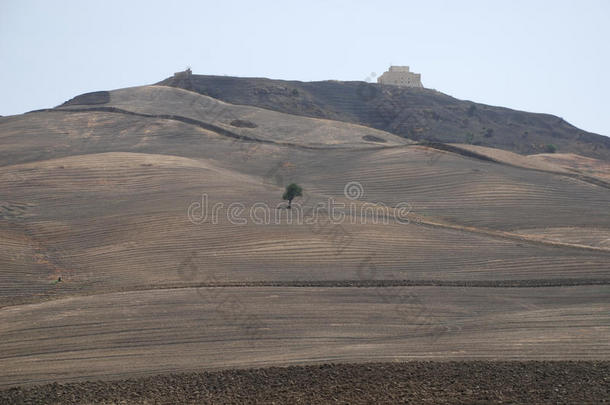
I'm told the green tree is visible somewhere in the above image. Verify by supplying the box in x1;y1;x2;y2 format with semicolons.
545;144;557;153
282;183;303;209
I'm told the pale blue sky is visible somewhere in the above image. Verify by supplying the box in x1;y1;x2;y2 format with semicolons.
1;0;609;136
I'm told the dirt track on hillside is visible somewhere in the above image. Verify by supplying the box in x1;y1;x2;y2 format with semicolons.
2;362;608;404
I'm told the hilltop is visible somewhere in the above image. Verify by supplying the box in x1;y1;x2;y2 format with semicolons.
157;73;610;160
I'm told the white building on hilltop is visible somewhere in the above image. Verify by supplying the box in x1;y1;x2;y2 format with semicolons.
377;66;423;88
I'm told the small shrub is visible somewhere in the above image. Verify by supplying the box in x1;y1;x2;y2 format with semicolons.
545;144;557;153
230;119;257;128
362;135;387;143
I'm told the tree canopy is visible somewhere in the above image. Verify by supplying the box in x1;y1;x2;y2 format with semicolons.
282;183;303;208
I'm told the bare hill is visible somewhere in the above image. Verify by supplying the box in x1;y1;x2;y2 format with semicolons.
57;85;409;148
0;84;609;388
156;74;610;160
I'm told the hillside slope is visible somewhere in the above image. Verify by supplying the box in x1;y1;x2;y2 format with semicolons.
1;84;609;387
156;74;610;160
59;85;408;148
2;86;609;306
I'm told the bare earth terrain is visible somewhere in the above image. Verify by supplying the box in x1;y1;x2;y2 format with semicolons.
2;362;608;404
0;80;609;403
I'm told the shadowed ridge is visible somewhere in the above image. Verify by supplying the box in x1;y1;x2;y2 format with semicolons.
157;73;610;161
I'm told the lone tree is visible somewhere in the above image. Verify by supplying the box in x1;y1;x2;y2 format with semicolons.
282;183;303;209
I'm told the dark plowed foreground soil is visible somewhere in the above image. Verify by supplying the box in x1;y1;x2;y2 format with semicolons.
2;362;608;404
